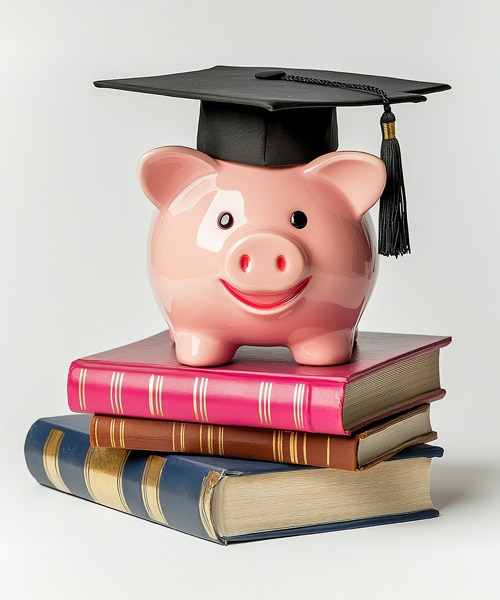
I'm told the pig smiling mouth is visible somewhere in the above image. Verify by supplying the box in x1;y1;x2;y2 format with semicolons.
220;277;312;310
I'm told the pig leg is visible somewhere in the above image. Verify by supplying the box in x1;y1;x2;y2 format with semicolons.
174;331;238;367
289;329;355;366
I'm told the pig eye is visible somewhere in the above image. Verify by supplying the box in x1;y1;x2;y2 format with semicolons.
217;212;234;229
290;210;307;229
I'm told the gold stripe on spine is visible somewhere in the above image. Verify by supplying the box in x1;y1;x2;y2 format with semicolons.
292;385;295;428
156;375;163;417
141;455;169;525
219;427;224;456
326;436;331;467
201;377;209;422
118;373;124;413
193;377;209;422
111;373;117;413
93;416;99;447
83;447;131;513
276;431;283;463
110;418;116;448
110;372;124;414
258;382;264;424
292;432;300;464
155;375;162;416
193;377;199;421
42;429;71;493
172;422;176;453
148;375;155;416
207;426;214;455
258;382;272;426
300;383;305;428
272;430;277;462
293;383;305;430
199;425;204;453
155;376;160;416
78;368;87;411
119;419;125;449
199;471;223;541
302;432;308;466
267;382;272;425
180;423;186;452
148;375;164;417
382;121;396;140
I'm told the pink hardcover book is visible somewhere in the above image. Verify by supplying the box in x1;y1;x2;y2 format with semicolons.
67;331;451;435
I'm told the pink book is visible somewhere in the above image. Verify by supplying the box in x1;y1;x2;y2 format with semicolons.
67;331;451;435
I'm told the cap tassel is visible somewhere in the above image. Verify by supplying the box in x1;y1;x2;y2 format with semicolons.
379;109;410;257
255;70;413;257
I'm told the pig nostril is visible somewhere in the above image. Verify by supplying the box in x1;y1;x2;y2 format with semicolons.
240;254;251;272
277;255;287;272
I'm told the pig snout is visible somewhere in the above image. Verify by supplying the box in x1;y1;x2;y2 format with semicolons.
223;232;308;293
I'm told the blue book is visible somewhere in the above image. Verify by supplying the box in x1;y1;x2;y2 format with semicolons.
24;414;443;544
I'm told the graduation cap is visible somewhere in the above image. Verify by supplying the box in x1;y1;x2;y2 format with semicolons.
94;66;450;257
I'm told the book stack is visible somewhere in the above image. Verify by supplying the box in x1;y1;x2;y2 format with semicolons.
25;329;450;544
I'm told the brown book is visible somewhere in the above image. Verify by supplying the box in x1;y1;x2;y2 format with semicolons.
90;404;436;471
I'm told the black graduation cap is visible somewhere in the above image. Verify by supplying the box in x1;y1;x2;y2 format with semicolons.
94;66;450;257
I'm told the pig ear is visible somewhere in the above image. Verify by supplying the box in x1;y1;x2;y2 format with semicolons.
304;151;386;219
137;146;218;210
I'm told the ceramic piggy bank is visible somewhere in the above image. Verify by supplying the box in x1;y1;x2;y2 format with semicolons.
138;146;386;367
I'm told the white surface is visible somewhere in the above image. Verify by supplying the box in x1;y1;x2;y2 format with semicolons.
1;1;499;598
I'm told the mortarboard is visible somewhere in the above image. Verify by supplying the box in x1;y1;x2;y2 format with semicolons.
94;66;451;257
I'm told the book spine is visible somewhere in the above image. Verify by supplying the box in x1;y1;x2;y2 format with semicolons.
90;415;361;470
68;361;347;435
24;417;226;543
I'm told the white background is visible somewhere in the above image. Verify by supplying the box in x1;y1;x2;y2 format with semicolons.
2;1;499;598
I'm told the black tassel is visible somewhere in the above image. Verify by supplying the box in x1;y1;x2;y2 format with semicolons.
379;109;410;257
255;71;412;257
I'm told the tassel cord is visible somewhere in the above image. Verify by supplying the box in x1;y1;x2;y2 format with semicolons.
276;73;411;257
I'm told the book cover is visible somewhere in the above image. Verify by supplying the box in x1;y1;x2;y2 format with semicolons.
68;331;451;435
25;414;443;545
90;404;437;471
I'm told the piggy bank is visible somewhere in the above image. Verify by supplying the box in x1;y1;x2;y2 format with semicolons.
138;146;386;367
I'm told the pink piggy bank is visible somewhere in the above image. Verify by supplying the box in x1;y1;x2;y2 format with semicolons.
138;146;386;367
